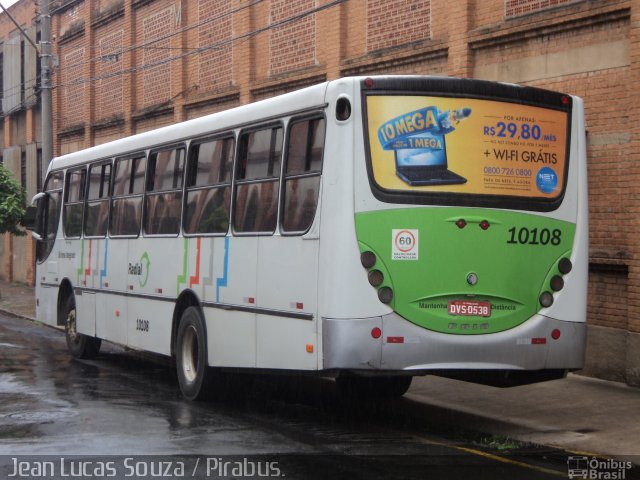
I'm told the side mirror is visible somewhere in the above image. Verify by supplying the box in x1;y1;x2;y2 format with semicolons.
27;192;49;241
21;206;37;230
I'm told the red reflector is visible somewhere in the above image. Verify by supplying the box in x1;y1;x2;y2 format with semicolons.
479;220;490;230
561;95;570;105
551;329;561;340
371;327;382;339
456;219;467;229
104;281;109;288
532;337;547;345
364;77;375;88
296;302;304;310
387;336;404;344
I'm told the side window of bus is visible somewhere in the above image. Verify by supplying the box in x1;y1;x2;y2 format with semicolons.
36;171;64;263
234;126;283;234
144;147;184;235
84;162;111;237
63;167;86;238
184;136;233;235
110;155;146;236
282;117;325;233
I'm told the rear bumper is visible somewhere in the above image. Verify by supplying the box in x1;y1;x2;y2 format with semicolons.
322;313;586;372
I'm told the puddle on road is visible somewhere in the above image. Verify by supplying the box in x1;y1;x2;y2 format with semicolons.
6;409;78;423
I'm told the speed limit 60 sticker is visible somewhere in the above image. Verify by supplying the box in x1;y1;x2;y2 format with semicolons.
392;229;419;261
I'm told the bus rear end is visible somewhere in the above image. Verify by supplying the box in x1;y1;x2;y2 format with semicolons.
323;76;587;390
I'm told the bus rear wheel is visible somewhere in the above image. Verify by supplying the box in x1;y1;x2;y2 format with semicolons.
337;374;413;398
64;295;101;359
176;306;214;400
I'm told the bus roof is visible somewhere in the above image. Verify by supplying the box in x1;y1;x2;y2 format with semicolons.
49;79;332;172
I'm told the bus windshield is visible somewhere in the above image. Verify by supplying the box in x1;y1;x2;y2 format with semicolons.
363;86;572;212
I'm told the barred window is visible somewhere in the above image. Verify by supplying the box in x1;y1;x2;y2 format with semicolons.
144;147;184;235
84;162;111;238
184;136;234;235
234;126;282;234
281;117;325;233
110;155;146;236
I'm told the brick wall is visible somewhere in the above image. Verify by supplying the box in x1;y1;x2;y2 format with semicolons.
269;0;316;75
44;0;639;339
506;0;579;17
60;43;86;127
96;28;125;121
197;0;233;90
139;6;174;109
366;0;431;53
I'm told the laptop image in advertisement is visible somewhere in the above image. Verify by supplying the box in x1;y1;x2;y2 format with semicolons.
394;133;467;186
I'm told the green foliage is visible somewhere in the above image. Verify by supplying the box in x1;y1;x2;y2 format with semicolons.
0;164;27;236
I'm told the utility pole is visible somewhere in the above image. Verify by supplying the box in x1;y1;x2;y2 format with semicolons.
0;1;53;188
40;0;53;175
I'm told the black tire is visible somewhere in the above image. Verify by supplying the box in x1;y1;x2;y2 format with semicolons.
176;306;214;401
337;374;413;399
64;295;101;359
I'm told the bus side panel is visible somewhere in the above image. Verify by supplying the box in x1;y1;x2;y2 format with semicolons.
317;81;386;321
256;236;319;370
126;237;183;355
95;291;127;346
36;284;58;327
127;298;172;356
207;236;257;368
75;291;96;337
207;309;256;368
94;237;128;344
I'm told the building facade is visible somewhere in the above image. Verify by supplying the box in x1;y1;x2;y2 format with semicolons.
0;0;40;286
1;0;638;384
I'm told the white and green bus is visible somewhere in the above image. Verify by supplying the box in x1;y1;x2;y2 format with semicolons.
29;76;588;399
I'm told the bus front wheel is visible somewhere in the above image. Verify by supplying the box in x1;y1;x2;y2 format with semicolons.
176;306;214;400
64;295;101;359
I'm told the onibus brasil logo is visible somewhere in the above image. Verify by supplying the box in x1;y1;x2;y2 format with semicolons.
567;456;633;479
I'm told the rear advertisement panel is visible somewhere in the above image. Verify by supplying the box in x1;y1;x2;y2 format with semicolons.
366;95;569;199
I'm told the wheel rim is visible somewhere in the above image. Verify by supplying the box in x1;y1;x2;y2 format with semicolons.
66;308;80;346
181;325;199;384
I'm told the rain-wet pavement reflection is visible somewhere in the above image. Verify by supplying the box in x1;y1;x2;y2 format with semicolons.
0;313;578;479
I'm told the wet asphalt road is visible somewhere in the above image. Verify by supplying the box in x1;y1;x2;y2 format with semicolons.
0;312;593;479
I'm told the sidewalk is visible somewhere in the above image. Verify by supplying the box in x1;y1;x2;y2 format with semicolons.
0;279;36;320
1;278;638;461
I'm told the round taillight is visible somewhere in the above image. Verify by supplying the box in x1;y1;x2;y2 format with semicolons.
364;77;375;89
539;291;554;308
551;329;561;340
561;95;570;106
456;219;467;229
378;287;394;304
368;270;384;287
361;251;377;269
479;220;490;230
550;275;564;292
371;327;382;339
558;257;572;274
